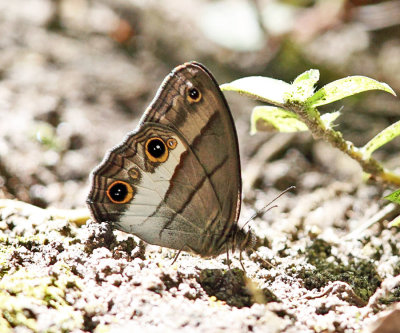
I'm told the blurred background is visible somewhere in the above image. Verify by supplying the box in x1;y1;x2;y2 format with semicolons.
0;0;399;210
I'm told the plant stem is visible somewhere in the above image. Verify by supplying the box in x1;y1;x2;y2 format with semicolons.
290;103;400;186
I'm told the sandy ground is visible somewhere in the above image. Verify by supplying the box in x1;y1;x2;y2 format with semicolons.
1;1;400;332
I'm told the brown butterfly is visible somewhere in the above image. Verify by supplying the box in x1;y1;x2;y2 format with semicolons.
87;62;261;258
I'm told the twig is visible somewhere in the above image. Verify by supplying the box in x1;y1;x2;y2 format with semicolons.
290;103;400;186
345;203;399;240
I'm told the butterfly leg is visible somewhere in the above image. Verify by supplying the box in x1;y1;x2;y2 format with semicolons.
253;250;275;268
239;250;246;272
171;248;183;265
171;243;194;265
225;244;232;270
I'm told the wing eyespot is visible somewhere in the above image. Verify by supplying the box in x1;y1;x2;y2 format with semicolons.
167;138;177;149
186;87;202;103
145;137;168;163
106;181;134;204
128;167;140;180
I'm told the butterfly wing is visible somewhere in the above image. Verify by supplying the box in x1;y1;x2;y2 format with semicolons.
87;62;241;256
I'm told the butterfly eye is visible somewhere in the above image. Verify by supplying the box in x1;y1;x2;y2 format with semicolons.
106;181;134;204
167;138;177;149
187;87;202;103
145;137;168;163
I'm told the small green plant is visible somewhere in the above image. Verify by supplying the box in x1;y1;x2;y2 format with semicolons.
385;190;400;226
221;69;399;186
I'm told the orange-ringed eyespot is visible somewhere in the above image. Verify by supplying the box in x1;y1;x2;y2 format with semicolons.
106;181;133;204
145;137;168;162
128;167;140;180
187;87;202;103
167;138;177;149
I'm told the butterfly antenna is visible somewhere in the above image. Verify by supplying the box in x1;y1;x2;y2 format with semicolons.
242;205;277;230
242;185;296;229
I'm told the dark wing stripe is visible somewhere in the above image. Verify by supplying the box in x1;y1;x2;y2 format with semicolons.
160;154;228;235
186;111;224;209
164;111;223;218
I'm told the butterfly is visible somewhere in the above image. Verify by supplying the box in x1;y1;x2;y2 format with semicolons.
87;62;260;258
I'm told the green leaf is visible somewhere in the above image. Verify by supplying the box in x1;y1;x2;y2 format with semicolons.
361;120;400;158
220;77;292;106
289;69;320;102
293;69;320;86
385;189;400;204
251;106;307;134
389;215;400;227
251;106;340;134
308;76;396;107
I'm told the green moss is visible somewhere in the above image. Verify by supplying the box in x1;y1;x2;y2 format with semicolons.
378;286;400;305
0;239;12;278
296;239;381;303
198;268;278;308
0;267;83;332
0;234;52;278
393;261;400;276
